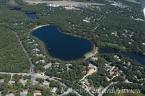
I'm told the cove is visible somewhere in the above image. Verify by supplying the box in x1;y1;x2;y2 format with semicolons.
32;25;93;60
100;48;145;65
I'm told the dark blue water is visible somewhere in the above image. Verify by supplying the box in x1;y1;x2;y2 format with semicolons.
10;7;21;10
26;12;38;20
32;25;93;60
100;48;145;65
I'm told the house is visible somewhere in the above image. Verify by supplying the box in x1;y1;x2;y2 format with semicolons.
0;79;4;83
51;87;57;93
43;63;52;69
20;90;28;96
33;90;42;96
8;80;15;85
19;79;28;86
43;80;50;86
6;93;15;96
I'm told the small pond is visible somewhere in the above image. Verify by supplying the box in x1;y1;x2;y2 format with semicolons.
26;11;39;20
100;48;145;65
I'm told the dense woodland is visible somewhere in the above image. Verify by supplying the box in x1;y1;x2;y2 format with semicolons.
0;0;145;95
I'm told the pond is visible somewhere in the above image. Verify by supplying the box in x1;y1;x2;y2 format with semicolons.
10;6;21;10
32;25;93;60
100;48;145;65
26;12;39;20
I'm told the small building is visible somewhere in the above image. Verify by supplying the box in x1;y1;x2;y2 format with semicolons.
20;90;28;96
51;87;57;93
6;93;15;96
19;79;28;86
142;43;145;46
0;79;4;83
33;90;42;96
43;80;50;86
8;80;15;85
44;63;52;69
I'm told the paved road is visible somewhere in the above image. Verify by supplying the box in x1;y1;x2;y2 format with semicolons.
0;72;61;81
0;72;30;76
23;0;105;7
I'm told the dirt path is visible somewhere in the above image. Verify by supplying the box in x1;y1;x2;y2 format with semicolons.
80;68;97;81
80;64;97;81
13;32;34;74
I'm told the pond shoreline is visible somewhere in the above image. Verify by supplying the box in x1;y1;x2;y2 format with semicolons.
31;24;94;61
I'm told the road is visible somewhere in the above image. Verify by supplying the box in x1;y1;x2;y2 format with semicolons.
0;72;61;81
98;82;118;96
59;88;82;96
0;23;35;75
14;32;34;74
0;20;36;84
23;0;105;7
0;72;29;76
